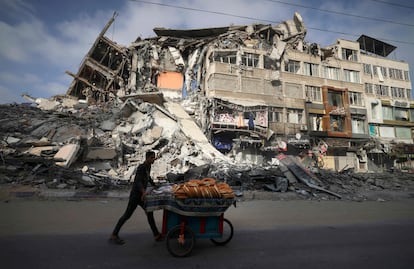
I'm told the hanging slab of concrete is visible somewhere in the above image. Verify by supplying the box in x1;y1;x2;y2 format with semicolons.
164;101;231;162
54;144;80;168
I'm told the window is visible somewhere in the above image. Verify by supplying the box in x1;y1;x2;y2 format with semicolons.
404;71;410;81
389;68;404;80
287;109;303;124
309;114;323;131
285;60;300;73
322;66;340;80
330;115;344;132
371;103;380;120
382;106;393;120
407;89;412;99
303;62;319;77
373;65;387;80
365;83;374;94
341;48;358;61
395;108;409;121
343;69;360;83
351;117;365;134
375;84;389;96
328;90;343;107
212;51;237;64
363;64;372;75
391;87;405;98
349;92;364;106
264;55;277;70
396;127;411;139
305;85;322;102
269;107;283;122
241;53;259;67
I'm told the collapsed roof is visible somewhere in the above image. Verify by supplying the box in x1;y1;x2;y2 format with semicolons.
65;12;306;102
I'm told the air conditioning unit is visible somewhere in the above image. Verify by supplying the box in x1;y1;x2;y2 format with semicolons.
300;124;308;131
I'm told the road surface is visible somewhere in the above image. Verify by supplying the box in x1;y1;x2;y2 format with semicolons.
1;199;414;268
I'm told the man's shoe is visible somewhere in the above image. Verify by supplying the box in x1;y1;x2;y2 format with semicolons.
108;235;125;245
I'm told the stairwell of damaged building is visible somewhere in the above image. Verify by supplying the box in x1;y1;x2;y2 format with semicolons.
35;11;414;174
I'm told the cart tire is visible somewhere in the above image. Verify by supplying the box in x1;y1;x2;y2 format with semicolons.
166;225;195;257
211;218;233;246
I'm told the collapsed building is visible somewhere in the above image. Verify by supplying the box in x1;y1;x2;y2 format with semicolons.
2;12;414;200
65;12;414;173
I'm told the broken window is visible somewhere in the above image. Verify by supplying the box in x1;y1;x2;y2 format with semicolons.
287;109;303;124
343;69;360;83
263;55;277;70
322;66;340;80
330;115;344;132
395;108;409;121
90;39;124;71
341;48;358;61
373;66;387;80
407;89;412;99
349;91;364;106
303;62;319;77
241;53;259;67
305;85;322;102
285;60;300;73
212;51;237;64
328;90;343;107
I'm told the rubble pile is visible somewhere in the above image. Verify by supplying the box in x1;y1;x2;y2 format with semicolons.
0;100;214;191
1;102;414;200
2;12;414;201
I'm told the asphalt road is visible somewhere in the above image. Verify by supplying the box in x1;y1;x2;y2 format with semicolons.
1;199;414;269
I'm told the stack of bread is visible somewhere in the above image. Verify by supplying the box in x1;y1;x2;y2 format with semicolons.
172;178;234;199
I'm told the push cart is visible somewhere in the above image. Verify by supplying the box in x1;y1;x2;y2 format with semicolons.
145;194;235;257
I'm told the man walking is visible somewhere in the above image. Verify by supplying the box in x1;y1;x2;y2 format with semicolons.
109;151;163;244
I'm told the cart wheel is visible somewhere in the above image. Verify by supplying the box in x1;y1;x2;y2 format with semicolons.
166;225;195;257
211;218;233;246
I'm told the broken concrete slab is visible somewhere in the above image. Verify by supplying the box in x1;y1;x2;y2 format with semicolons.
54;143;80;168
85;147;117;160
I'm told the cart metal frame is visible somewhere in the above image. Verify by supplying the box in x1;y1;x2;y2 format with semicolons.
161;209;234;257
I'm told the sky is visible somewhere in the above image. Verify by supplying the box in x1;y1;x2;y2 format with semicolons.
0;0;413;104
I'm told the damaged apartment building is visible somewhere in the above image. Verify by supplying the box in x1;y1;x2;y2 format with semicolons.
65;12;413;172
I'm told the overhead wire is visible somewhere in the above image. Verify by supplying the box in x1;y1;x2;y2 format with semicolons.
129;0;414;45
369;0;414;9
265;0;414;27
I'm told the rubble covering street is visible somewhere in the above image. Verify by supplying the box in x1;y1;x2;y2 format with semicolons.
1;103;413;202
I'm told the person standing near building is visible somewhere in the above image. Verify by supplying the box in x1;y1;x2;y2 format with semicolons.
109;151;163;245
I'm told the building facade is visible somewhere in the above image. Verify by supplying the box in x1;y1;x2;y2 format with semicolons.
66;13;413;172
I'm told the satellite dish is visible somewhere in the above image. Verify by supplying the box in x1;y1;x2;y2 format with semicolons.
295;133;301;140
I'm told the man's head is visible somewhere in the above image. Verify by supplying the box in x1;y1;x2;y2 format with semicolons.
145;151;156;165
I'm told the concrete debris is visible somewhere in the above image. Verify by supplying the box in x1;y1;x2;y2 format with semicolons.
0;102;413;200
1;12;414;201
